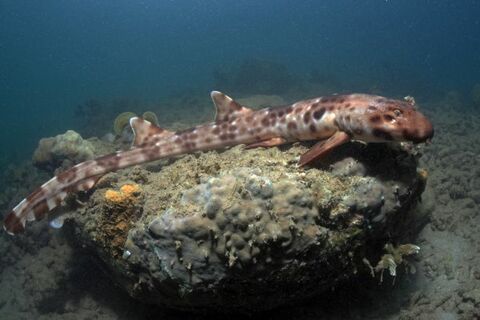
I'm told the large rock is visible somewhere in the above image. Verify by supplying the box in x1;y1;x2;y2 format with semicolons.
66;142;427;312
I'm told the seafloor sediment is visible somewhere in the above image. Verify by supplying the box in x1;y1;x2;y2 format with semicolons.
0;92;479;319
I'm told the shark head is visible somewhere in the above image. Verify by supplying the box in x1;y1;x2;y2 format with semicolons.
339;95;434;144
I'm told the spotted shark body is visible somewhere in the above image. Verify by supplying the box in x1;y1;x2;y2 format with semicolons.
4;91;433;235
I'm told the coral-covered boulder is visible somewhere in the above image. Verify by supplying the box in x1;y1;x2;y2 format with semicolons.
32;130;95;172
67;143;427;312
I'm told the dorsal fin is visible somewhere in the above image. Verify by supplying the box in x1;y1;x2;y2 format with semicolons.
129;117;173;147
211;91;253;122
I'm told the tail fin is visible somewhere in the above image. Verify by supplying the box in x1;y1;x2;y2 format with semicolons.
3;174;102;235
5;117;176;235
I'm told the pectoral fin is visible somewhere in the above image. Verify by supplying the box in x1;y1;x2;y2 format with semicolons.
298;131;350;167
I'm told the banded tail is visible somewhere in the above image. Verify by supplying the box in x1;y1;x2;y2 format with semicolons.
3;118;173;235
4;174;102;234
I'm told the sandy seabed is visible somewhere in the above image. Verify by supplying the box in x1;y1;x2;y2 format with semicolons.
0;94;479;320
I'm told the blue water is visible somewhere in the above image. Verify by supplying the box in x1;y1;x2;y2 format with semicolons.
2;1;480;318
1;0;479;162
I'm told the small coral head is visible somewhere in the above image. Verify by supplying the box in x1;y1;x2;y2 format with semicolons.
356;96;434;143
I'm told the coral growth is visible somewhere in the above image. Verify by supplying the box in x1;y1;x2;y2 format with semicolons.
113;111;160;135
74;97;148;137
142;111;159;126
113;112;137;135
32;130;94;172
79;183;145;259
104;184;141;205
364;243;420;282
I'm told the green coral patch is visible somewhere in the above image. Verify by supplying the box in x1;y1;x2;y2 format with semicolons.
113;111;137;135
142;111;159;126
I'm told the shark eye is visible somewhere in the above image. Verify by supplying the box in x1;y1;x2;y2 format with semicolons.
393;109;402;117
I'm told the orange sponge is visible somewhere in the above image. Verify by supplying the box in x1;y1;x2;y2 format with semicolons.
105;184;141;204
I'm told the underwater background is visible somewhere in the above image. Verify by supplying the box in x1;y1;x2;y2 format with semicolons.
1;0;479;163
1;1;480;319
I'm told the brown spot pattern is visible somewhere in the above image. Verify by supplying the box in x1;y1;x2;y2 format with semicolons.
369;115;381;123
26;188;45;204
303;111;311;124
33;200;49;220
313;108;325;120
57;166;78;183
261;117;270;126
4;212;24;234
287;122;297;130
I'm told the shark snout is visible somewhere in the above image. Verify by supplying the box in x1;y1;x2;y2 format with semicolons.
402;113;434;143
